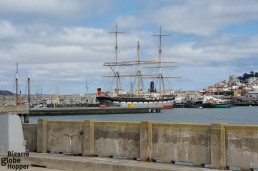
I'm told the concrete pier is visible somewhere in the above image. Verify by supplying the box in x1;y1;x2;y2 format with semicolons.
0;105;28;114
29;107;161;116
0;105;29;123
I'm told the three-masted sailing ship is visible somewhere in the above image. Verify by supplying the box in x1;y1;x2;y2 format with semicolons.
96;24;178;109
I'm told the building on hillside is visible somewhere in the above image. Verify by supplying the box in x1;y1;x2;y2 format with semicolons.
228;75;241;86
245;89;258;99
247;77;257;84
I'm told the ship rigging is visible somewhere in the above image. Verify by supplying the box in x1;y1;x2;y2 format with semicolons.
97;24;179;109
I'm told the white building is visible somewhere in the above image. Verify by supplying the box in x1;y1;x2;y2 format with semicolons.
245;89;258;99
247;77;257;84
228;75;241;86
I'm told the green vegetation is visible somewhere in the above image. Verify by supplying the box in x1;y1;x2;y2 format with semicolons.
237;71;258;82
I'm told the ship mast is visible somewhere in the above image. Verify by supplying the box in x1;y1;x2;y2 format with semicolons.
153;27;169;96
103;27;178;97
137;41;141;97
109;23;125;96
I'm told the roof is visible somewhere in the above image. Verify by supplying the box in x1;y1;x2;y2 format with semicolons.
246;89;258;94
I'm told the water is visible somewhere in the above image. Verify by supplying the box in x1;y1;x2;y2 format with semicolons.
29;106;258;125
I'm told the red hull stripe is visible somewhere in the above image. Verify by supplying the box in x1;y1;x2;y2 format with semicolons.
163;105;173;109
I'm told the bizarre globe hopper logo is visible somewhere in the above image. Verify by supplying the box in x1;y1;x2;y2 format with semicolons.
1;151;29;170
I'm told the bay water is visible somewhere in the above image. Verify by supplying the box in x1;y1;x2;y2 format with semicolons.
29;106;258;125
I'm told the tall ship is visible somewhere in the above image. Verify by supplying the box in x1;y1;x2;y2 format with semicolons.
96;24;179;109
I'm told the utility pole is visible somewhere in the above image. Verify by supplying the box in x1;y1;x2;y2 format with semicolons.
15;63;19;105
28;75;30;107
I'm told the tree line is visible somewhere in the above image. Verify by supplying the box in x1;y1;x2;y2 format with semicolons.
238;71;258;82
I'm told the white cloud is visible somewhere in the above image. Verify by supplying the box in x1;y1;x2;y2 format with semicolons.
0;27;118;65
0;21;22;38
1;21;258;93
137;0;258;36
0;0;113;21
0;23;143;93
116;16;148;31
1;0;258;93
0;0;78;18
168;34;258;66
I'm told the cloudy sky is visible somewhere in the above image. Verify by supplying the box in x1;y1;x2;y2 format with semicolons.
0;0;258;95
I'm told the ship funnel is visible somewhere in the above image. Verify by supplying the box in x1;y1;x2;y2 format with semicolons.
97;88;102;96
150;81;155;92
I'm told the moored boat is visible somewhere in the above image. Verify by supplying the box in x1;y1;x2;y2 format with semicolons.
185;103;202;108
97;94;174;108
96;25;178;109
202;95;231;108
184;95;231;108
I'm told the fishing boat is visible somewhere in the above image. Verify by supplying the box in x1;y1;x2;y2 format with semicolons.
202;95;231;108
185;100;203;108
96;24;178;109
185;95;231;108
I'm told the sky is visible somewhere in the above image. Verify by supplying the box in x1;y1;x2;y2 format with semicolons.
0;0;258;95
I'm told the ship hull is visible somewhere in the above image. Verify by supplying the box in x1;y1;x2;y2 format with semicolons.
202;103;231;108
96;96;174;109
163;105;173;109
185;104;201;108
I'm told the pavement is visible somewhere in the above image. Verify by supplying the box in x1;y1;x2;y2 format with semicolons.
0;166;64;171
0;153;228;171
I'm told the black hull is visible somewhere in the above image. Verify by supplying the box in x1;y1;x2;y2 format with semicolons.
202;103;231;108
96;96;175;103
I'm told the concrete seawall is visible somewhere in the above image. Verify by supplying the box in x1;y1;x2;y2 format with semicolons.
22;120;258;170
0;153;224;171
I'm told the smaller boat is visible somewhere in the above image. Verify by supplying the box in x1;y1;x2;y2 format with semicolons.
185;100;203;108
202;95;231;108
185;104;201;108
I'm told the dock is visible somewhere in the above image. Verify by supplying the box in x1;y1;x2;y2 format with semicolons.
29;106;161;116
0;105;28;114
0;105;29;122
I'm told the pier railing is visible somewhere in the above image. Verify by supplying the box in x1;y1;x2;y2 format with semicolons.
22;120;258;170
